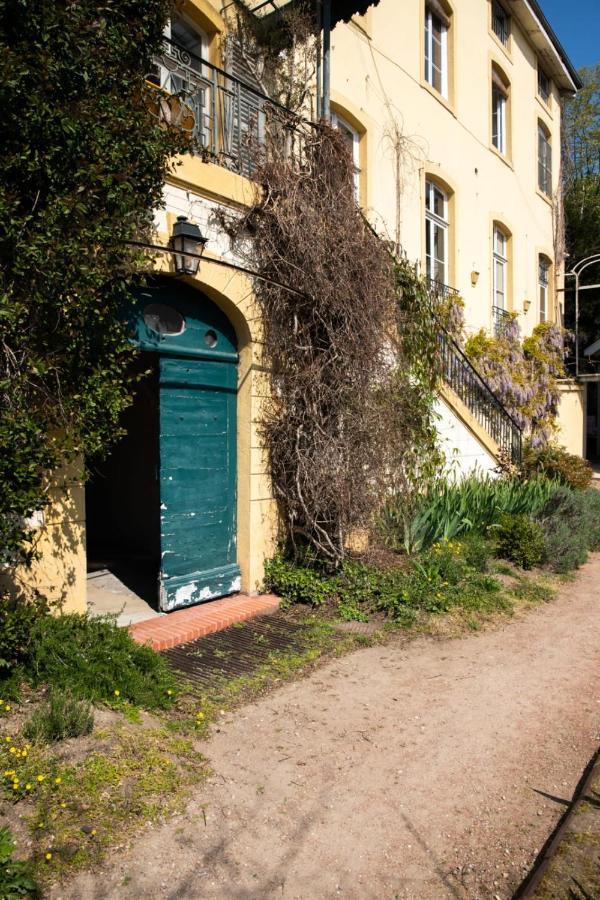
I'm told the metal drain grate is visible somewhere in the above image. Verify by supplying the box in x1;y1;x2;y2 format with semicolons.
162;612;308;685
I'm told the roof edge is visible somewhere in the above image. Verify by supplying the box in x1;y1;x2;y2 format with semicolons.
522;0;582;92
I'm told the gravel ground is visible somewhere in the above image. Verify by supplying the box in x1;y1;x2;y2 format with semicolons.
52;557;600;900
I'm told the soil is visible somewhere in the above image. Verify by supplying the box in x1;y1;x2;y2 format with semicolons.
51;557;600;900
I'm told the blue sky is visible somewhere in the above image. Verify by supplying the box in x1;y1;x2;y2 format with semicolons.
540;0;600;70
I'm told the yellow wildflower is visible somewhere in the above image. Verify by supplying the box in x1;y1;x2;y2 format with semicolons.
45;852;52;861
60;802;67;809
9;747;16;754
4;706;10;712
54;777;62;785
114;689;120;697
37;774;45;782
25;783;32;791
91;828;97;836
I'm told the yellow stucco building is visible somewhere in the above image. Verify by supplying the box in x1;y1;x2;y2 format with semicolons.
14;0;583;617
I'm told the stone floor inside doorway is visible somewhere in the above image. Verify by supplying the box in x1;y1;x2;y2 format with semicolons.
87;567;162;627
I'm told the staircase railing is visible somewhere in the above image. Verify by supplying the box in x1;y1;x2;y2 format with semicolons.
437;328;522;463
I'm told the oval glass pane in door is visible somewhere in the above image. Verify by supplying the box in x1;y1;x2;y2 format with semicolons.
143;303;186;335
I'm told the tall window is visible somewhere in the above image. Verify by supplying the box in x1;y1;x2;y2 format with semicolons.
537;66;551;104
539;256;550;322
491;69;508;155
493;225;508;310
424;4;448;97
425;180;448;285
538;123;552;195
492;0;510;46
332;111;361;201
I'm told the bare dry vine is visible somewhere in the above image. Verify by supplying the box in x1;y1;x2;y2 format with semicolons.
220;120;443;563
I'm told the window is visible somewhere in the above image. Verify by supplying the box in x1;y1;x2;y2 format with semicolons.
537;66;551;104
538;123;552;195
492;68;508;155
424;3;448;97
538;256;550;322
332;112;361;200
492;0;510;46
493;225;508;310
425;180;449;285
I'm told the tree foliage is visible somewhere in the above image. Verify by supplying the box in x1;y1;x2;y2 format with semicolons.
0;0;187;567
562;63;600;348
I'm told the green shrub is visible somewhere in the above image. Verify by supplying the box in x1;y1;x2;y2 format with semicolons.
0;594;49;674
582;488;600;551
457;532;491;572
25;613;175;709
23;689;94;744
493;514;546;569
523;445;593;491
382;475;557;553
537;487;589;573
263;554;336;607
0;826;39;898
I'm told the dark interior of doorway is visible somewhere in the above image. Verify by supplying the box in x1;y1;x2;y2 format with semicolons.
86;352;160;607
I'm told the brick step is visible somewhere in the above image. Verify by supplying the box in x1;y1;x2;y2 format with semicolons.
129;593;280;651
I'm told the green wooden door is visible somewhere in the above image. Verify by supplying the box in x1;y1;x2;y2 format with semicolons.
129;280;240;611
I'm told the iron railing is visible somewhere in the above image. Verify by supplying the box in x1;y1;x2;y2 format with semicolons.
492;304;511;337
426;282;522;463
149;38;305;179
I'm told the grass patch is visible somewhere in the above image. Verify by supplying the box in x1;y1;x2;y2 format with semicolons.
0;723;208;883
23;690;94;745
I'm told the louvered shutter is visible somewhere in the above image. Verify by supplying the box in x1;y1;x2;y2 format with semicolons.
225;39;266;177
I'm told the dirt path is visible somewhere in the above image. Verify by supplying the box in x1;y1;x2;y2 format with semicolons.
54;559;600;900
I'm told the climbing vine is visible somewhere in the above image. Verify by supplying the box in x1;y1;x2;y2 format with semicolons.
221;123;444;564
465;317;567;446
0;0;188;568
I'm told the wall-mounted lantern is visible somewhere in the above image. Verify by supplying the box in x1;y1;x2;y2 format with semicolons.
523;298;531;313
170;216;207;276
470;270;480;286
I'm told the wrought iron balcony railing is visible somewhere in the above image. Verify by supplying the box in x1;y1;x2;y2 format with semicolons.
149;38;305;179
426;281;522;463
492;304;511;337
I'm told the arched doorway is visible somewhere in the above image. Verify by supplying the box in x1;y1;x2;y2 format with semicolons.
86;278;240;612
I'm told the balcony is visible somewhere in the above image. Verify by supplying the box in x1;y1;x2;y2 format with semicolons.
149;38;305;180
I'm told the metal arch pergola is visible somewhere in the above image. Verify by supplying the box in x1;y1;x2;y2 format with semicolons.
562;252;600;376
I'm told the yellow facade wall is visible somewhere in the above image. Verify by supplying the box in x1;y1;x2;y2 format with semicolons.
1;460;87;613
556;380;586;457
331;0;563;335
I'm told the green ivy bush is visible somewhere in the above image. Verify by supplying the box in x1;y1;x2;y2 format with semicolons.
23;689;94;744
0;0;189;568
493;514;546;569
0;594;49;674
523;445;593;491
0;826;39;898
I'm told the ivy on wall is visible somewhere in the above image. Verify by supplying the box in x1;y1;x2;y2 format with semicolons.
0;0;188;568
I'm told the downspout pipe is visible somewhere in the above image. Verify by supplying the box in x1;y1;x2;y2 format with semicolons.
315;0;322;119
322;0;331;120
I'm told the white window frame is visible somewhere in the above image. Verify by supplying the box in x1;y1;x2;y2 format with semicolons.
425;180;449;286
332;111;361;201
539;257;550;322
424;6;448;98
492;84;506;154
493;226;508;310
